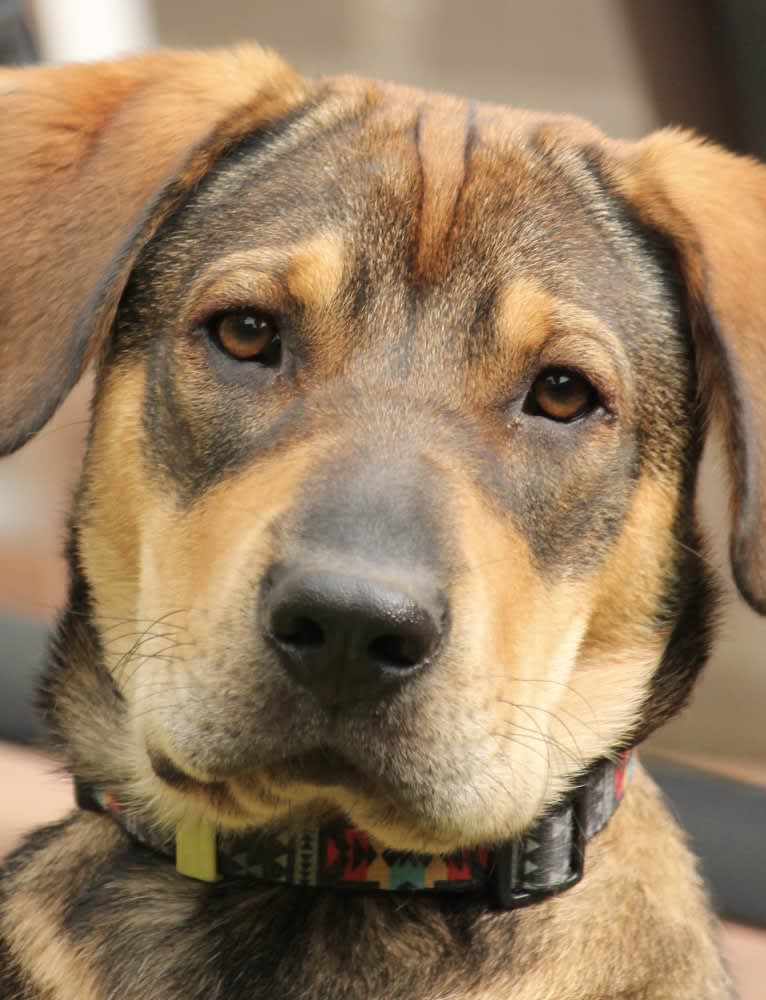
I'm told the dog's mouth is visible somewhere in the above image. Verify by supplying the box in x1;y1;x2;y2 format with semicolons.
146;741;415;839
148;748;232;799
149;745;376;800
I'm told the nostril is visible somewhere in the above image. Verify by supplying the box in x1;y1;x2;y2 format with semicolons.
271;614;325;649
262;562;447;704
367;633;423;669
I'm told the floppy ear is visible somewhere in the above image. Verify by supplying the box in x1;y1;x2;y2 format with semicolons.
0;46;307;455
605;130;766;612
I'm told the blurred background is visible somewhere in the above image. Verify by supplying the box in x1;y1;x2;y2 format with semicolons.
1;0;764;991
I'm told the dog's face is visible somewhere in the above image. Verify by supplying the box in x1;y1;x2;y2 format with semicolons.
88;96;700;850
2;50;765;854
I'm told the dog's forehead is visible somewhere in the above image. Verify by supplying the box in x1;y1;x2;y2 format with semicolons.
133;85;675;395
167;90;648;303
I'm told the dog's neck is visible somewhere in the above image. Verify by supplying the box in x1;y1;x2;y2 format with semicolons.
74;754;633;911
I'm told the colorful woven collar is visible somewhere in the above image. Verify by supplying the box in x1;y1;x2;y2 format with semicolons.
75;752;633;910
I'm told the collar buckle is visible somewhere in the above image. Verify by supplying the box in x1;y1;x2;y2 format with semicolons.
492;790;587;910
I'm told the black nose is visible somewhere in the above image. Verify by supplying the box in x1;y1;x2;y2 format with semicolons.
262;563;446;706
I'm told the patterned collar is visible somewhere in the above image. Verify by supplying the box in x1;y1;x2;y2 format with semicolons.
75;752;633;910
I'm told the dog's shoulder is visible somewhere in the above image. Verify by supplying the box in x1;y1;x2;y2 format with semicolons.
0;933;32;999
0;814;122;999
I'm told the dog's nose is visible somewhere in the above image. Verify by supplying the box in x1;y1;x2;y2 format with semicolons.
262;564;446;706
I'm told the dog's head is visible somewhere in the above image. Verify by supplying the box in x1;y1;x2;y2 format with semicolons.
2;48;765;852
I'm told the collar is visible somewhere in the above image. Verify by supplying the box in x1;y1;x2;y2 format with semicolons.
75;752;633;910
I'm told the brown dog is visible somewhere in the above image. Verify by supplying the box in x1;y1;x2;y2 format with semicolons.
1;44;763;999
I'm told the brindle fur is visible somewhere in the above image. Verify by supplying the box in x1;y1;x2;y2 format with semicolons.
3;44;766;999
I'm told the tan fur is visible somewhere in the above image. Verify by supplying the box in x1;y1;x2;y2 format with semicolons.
413;99;471;276
185;250;288;320
491;280;632;412
2;821;110;999
495;278;556;353
285;235;347;311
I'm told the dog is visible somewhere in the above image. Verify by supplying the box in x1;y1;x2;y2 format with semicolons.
1;44;763;999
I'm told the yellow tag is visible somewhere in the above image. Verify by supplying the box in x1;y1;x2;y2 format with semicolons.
175;818;218;882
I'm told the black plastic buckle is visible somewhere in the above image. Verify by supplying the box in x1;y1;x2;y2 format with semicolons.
492;792;587;910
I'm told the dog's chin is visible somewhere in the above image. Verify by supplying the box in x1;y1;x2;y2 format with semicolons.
144;744;543;853
263;748;378;791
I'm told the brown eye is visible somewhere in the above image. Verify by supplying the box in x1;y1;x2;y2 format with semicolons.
526;368;600;422
210;311;281;365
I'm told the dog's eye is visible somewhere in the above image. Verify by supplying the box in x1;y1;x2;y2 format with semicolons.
209;311;282;365
525;368;600;422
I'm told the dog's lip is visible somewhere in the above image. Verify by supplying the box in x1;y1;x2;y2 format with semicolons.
148;747;228;794
149;743;376;795
149;747;459;845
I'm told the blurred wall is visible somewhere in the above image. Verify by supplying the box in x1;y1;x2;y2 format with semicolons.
152;0;656;138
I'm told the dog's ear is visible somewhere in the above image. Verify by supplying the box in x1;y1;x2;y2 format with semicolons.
604;130;766;612
0;46;307;455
